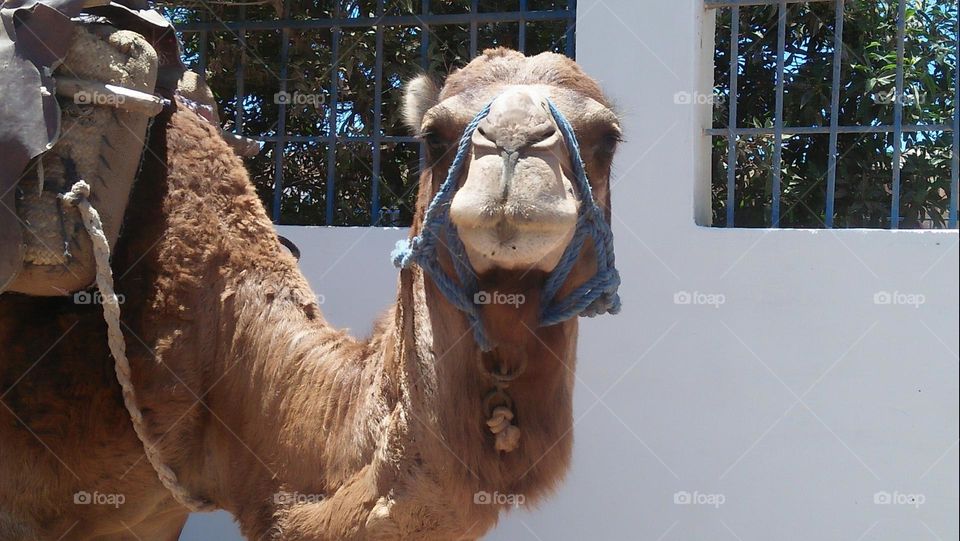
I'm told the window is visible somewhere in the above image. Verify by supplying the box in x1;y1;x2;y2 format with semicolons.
160;0;577;226
707;0;958;229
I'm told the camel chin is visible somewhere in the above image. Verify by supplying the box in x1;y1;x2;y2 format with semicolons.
449;87;580;273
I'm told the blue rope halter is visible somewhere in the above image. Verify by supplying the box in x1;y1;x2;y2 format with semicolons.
391;98;621;351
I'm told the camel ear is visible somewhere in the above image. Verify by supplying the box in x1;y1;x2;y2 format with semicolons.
403;74;440;134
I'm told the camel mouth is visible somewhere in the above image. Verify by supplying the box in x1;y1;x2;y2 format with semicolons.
453;212;578;272
448;145;580;273
450;184;579;273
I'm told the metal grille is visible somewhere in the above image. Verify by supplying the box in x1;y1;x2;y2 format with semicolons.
167;1;578;226
706;0;959;229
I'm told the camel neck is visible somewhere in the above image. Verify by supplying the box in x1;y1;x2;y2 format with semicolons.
389;266;579;502
197;274;383;514
197;263;578;531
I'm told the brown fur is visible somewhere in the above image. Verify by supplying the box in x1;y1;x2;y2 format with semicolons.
438;48;607;106
0;49;619;540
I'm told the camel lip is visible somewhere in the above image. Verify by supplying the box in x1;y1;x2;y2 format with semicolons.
475;218;567;248
454;211;576;236
456;220;576;272
494;220;518;243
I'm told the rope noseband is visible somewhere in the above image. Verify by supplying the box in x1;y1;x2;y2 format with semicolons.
392;98;621;351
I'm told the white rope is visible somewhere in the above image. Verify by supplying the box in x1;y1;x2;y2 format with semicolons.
62;181;213;512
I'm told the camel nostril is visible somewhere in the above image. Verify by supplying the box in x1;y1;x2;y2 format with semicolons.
477;94;558;151
476;120;556;152
529;122;557;145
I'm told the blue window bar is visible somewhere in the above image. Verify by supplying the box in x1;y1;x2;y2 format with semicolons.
167;0;578;226
706;0;959;229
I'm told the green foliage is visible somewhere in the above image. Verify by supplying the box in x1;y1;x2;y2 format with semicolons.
159;0;573;225
712;0;957;228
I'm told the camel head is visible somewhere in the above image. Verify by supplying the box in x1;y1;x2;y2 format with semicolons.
401;49;621;351
404;48;621;274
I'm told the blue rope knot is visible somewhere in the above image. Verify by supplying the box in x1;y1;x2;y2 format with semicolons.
392;97;621;351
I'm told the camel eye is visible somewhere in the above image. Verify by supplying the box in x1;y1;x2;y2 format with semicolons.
423;132;451;158
597;130;622;156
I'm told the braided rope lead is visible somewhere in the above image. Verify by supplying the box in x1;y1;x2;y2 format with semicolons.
392;98;621;349
539;100;621;326
62;181;213;513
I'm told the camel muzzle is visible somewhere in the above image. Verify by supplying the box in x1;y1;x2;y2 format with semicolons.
448;89;579;273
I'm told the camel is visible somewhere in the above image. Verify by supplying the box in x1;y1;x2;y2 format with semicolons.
0;48;622;540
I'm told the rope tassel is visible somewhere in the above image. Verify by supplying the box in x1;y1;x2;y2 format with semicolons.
486;406;521;453
392;98;622;350
62;181;213;512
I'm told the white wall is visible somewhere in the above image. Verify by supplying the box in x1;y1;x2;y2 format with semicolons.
183;1;959;538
